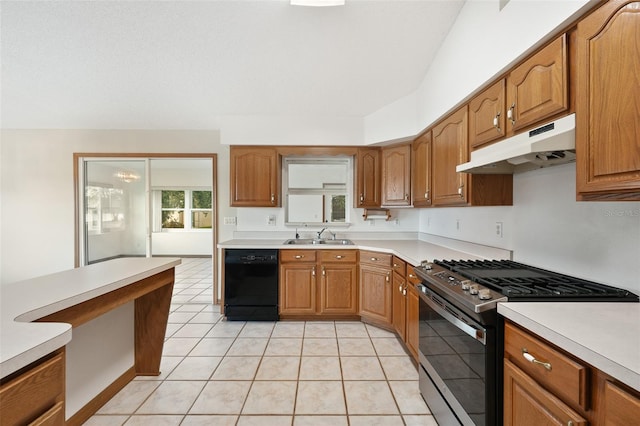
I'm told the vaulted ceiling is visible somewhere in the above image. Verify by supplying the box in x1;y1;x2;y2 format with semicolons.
1;0;465;129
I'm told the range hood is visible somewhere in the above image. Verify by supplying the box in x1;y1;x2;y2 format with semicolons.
456;113;576;174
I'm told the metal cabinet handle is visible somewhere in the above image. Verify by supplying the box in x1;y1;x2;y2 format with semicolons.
386;273;390;282
393;263;399;268
458;184;464;197
402;288;407;296
295;255;304;259
322;267;325;276
335;255;343;259
312;267;316;276
398;285;403;292
425;190;430;200
522;348;552;371
404;193;409;201
271;194;275;204
370;257;378;261
359;194;364;204
507;103;516;126
493;111;501;133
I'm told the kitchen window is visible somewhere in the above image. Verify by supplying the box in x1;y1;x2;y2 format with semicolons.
283;157;351;225
155;189;212;231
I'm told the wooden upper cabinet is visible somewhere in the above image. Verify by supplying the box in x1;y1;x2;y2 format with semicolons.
230;146;280;207
469;80;506;149
506;34;568;134
575;0;640;200
432;106;469;206
381;144;411;207
412;132;432;207
355;147;381;208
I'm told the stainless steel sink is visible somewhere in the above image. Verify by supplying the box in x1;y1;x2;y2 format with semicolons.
284;238;354;246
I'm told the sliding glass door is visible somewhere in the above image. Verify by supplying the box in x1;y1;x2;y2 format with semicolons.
81;159;149;264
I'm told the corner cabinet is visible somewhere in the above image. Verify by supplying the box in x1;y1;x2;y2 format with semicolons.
381;144;411;207
412;132;432;207
355;147;381;208
358;250;392;327
230;146;281;207
575;0;640;200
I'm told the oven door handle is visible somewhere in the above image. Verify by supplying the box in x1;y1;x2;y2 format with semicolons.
422;292;487;345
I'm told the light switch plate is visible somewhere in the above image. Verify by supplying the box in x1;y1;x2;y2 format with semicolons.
223;217;237;225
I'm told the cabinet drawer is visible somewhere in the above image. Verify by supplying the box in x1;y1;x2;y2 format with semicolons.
280;249;316;263
359;250;392;267
407;266;421;285
320;250;356;263
391;256;406;277
504;322;588;410
30;401;64;426
0;351;64;426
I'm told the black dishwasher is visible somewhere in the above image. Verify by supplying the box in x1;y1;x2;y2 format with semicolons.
224;249;279;321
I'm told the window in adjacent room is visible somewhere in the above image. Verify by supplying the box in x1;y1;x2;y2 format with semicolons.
156;189;212;231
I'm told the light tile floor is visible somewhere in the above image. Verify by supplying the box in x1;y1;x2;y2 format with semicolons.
86;257;438;426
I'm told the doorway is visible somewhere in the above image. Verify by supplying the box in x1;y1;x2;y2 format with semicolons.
74;153;219;303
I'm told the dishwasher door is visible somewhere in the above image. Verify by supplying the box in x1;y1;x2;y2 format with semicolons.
224;249;279;321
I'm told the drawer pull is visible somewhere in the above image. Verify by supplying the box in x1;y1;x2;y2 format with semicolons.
294;255;304;259
335;255;344;259
522;348;552;371
370;257;378;261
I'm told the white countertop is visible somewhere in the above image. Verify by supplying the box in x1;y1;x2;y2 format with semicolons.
218;238;497;266
498;302;640;391
0;257;181;379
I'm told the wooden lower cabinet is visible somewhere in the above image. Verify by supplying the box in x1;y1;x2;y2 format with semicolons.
405;268;421;362
504;358;588;426
319;251;358;315
280;249;357;317
391;270;407;341
504;320;640;426
0;350;65;426
358;251;392;326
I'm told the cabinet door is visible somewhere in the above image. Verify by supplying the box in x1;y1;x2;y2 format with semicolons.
469;79;506;148
406;281;420;362
355;147;381;208
412;132;432;207
381;144;411;206
230;147;280;207
358;264;392;325
432;106;469;206
391;271;406;341
279;264;316;315
575;0;640;200
506;35;568;133
600;379;640;426
504;359;588;426
320;263;358;315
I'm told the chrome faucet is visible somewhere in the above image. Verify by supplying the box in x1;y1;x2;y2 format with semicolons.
317;227;328;240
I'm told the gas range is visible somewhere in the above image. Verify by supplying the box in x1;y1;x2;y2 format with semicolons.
413;259;639;314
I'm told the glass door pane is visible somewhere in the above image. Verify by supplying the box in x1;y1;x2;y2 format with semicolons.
83;159;148;264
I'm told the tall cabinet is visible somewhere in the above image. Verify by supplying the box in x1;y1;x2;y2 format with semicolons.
381;144;411;207
355;147;382;207
575;0;640;200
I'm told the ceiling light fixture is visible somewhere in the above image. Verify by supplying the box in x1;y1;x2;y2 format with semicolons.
291;0;345;6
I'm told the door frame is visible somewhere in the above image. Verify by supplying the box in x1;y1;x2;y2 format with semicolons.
73;152;219;304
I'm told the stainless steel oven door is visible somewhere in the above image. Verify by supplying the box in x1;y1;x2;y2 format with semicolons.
417;284;489;426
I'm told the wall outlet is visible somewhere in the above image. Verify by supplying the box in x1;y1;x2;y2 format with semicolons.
223;217;236;225
267;215;276;226
496;222;503;237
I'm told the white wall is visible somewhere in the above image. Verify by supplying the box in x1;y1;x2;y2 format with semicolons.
365;0;599;143
0;129;231;285
418;164;640;293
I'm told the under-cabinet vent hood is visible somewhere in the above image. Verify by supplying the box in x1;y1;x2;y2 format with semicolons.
456;113;576;174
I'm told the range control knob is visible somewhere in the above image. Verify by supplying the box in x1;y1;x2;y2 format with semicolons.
478;289;492;300
469;284;479;295
421;262;433;270
461;280;471;291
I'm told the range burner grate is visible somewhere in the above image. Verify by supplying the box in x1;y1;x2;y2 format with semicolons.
433;259;638;301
